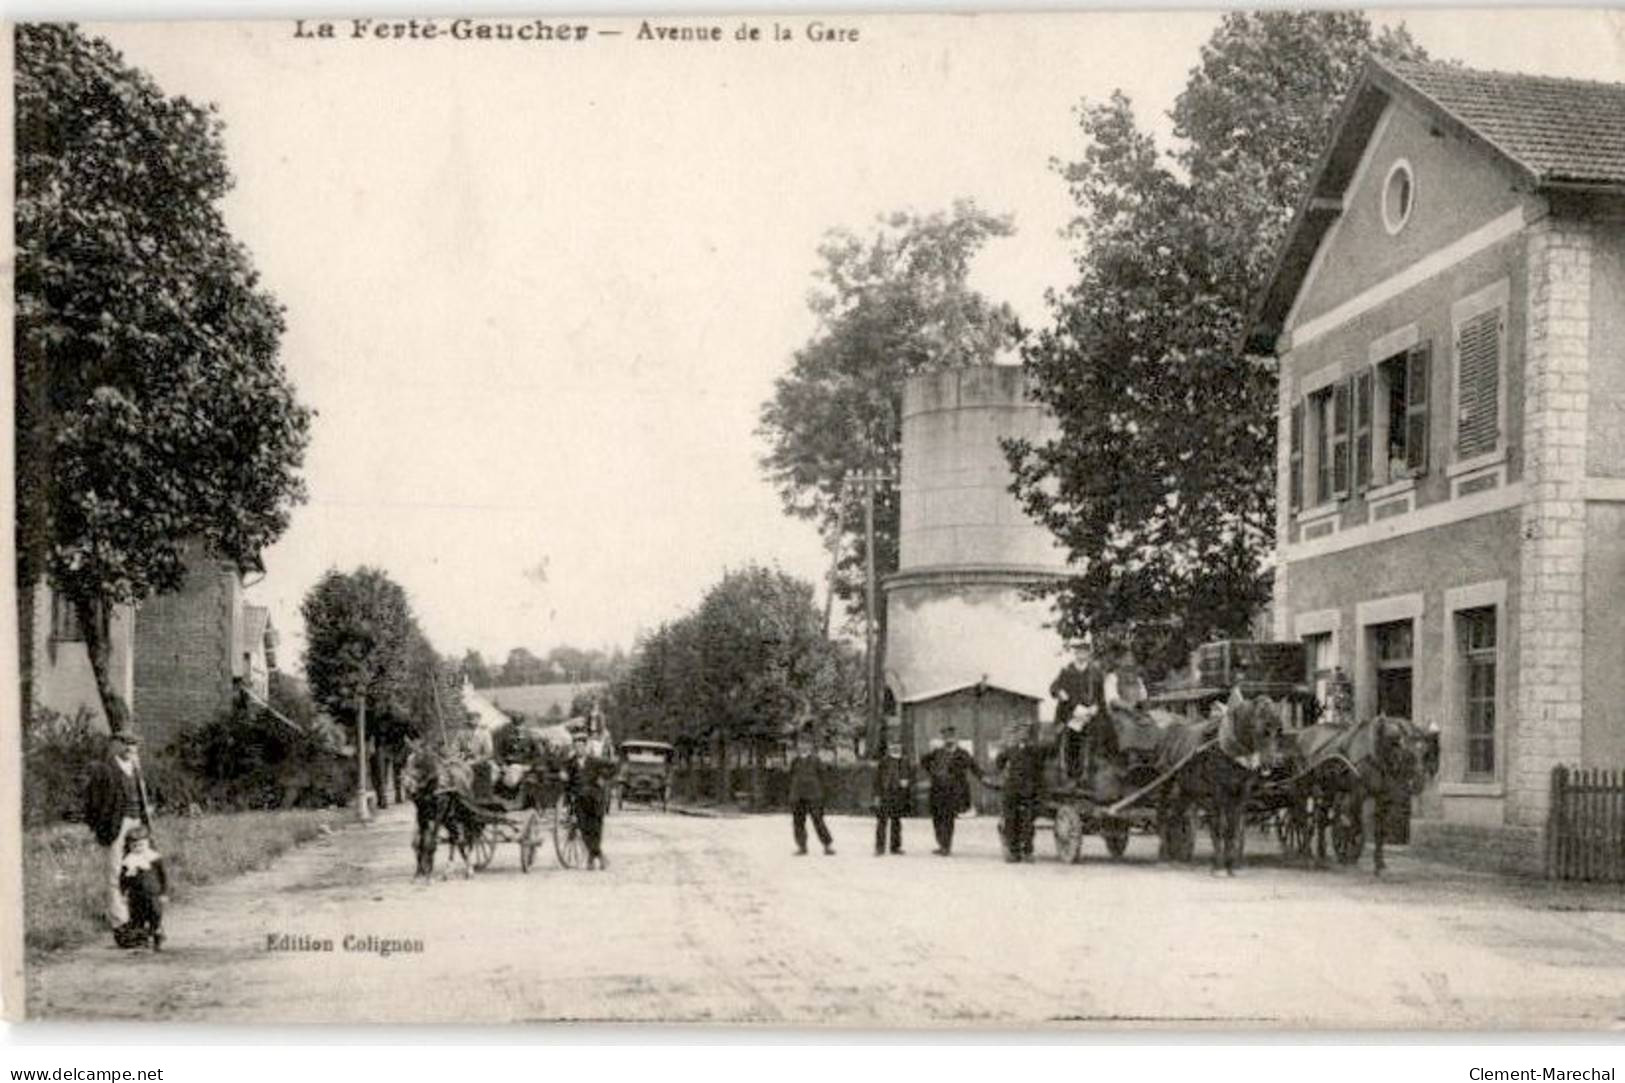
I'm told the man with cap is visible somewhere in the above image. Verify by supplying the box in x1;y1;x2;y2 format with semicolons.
83;725;153;939
563;729;612;870
1050;641;1104;780
993;724;1045;863
872;740;913;856
918;725;977;856
786;730;835;856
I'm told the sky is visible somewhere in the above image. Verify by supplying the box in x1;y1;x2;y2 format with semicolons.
86;9;1625;674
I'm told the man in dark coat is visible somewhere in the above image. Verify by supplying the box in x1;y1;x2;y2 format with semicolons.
919;725;977;856
994;725;1046;863
564;731;613;870
83;729;152;936
872;742;913;856
787;733;835;856
1050;644;1104;780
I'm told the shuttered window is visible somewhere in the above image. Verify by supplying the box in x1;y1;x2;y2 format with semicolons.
1404;342;1430;474
1455;309;1501;459
1331;378;1352;498
1289;402;1304;512
1354;370;1373;492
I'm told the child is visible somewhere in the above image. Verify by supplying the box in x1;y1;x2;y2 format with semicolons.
117;825;168;951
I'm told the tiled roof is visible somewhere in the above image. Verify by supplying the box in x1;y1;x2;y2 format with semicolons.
1383;59;1625;187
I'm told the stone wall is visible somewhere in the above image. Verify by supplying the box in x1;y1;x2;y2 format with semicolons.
1512;214;1593;828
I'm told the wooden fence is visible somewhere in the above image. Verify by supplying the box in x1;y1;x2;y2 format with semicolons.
1547;765;1625;883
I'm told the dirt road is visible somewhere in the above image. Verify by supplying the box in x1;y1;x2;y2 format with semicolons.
25;805;1625;1027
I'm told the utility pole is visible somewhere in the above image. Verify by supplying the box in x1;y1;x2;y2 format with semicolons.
355;692;371;822
845;470;895;754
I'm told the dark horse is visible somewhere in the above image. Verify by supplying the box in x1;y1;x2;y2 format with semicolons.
1292;715;1440;876
1157;698;1284;876
403;744;488;880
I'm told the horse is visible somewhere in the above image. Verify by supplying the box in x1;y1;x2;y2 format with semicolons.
403;743;487;880
1292;715;1441;876
1157;697;1285;876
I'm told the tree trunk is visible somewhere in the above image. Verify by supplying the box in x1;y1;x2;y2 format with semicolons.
714;733;728;804
75;595;129;732
750;740;763;811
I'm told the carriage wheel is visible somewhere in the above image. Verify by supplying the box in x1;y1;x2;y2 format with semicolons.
1161;807;1196;863
1103;822;1130;859
1275;805;1310;862
471;825;497;871
553;795;588;869
1053;804;1085;864
1332;793;1365;865
519;810;543;874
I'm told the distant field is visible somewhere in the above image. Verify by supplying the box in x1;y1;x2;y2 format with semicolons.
480;681;605;718
24;808;340;956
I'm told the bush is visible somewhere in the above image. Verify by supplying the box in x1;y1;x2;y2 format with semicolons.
168;700;351;811
23;706;101;828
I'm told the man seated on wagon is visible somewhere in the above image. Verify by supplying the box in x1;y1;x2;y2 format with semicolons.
1050;640;1103;780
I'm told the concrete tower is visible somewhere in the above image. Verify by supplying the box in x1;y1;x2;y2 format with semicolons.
883;366;1070;776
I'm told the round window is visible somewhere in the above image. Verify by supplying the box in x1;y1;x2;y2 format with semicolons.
1382;160;1415;234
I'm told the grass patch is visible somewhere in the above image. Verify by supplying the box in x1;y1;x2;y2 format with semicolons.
25;808;339;958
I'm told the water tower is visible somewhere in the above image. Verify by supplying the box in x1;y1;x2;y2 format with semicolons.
883;366;1070;788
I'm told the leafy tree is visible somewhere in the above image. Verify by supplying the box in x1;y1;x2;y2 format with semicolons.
498;647;550;687
608;567;863;770
460;650;493;688
300;568;420;750
14;24;312;726
1007;13;1426;674
758;202;1020;627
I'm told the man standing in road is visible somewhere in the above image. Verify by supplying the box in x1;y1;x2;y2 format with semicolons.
994;724;1045;863
565;730;611;870
787;731;836;856
919;724;977;856
83;727;153;940
873;740;912;856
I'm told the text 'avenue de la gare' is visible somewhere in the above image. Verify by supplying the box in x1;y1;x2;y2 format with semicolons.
291;19;861;44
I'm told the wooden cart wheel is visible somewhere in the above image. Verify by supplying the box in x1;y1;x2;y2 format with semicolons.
1053;804;1085;864
553;794;588;869
1332;792;1365;865
1162;807;1196;863
1277;804;1312;862
519;809;543;874
471;824;497;871
1103;822;1130;859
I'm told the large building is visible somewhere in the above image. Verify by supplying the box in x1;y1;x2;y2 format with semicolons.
883;366;1071;796
133;543;279;752
1248;59;1625;873
25;582;136;731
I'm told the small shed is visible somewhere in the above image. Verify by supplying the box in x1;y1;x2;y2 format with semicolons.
902;682;1040;814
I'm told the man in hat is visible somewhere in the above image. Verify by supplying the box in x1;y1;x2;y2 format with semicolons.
993;724;1045;863
83;728;153;937
563;730;612;870
918;725;977;856
787;730;835;856
872;740;913;856
1051;641;1104;780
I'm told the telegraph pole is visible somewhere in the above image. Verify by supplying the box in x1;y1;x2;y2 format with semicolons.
355;692;371;822
845;470;895;754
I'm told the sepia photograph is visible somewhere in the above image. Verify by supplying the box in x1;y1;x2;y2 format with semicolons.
7;8;1625;1030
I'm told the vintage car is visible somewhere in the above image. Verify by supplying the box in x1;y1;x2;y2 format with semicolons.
616;739;676;811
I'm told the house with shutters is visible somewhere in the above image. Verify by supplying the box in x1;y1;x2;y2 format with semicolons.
1247;59;1625;873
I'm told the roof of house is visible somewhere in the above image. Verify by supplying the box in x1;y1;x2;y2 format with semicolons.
1247;58;1625;354
482;681;605;718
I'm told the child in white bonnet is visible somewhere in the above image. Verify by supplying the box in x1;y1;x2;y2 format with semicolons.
117;824;168;951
